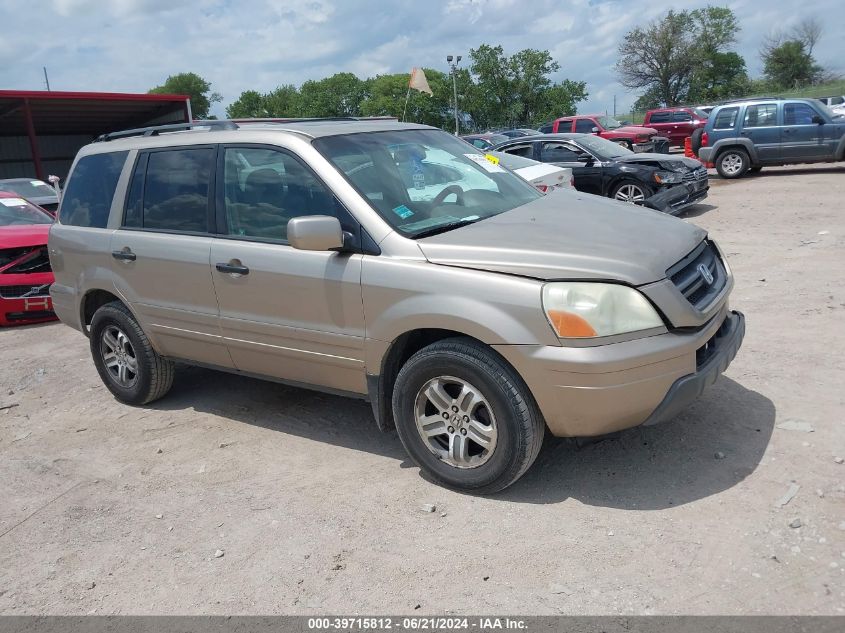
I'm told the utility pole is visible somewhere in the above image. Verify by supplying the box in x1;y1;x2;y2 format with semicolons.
43;67;51;91
446;54;462;135
613;94;616;117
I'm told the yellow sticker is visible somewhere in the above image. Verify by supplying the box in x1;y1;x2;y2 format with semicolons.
484;153;500;165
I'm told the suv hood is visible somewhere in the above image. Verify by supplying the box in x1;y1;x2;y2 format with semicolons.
613;153;703;169
417;192;705;285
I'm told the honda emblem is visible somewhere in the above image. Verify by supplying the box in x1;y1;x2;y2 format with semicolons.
697;263;714;286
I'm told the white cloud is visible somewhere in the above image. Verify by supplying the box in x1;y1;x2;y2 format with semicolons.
2;0;843;120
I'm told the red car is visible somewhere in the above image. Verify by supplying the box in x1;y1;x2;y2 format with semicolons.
643;107;709;147
539;115;658;152
0;191;56;326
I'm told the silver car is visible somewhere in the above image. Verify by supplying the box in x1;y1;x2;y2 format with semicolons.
49;119;744;493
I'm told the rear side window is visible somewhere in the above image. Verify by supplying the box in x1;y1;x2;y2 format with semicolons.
60;151;128;228
541;142;582;162
672;111;693;122
743;104;778;127
713;107;739;130
502;144;533;158
648;111;672;123
538;122;553;134
123;148;215;232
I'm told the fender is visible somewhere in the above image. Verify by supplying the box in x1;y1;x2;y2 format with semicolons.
712;138;759;163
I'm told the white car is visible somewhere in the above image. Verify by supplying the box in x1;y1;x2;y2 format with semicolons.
490;151;574;192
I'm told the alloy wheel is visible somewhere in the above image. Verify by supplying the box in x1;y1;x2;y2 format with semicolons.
100;325;139;387
614;184;646;204
413;376;498;469
720;153;744;176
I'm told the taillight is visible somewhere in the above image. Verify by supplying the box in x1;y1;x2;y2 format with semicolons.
701;131;709;147
535;184;549;193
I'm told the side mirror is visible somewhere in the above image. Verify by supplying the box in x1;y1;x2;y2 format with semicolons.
812;114;824;124
591;127;600;134
577;154;594;163
288;216;344;251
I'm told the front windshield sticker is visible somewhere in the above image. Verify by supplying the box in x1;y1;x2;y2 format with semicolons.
464;153;505;173
0;197;27;207
30;180;47;187
392;204;415;219
484;153;500;166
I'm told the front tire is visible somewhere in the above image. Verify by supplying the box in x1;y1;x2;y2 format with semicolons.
392;338;544;494
90;301;174;405
716;148;750;179
611;180;652;204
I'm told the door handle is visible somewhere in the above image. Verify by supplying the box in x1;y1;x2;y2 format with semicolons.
112;249;136;262
216;261;249;275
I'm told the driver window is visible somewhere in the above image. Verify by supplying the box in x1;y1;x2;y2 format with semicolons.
223;147;337;242
541;143;582;162
574;119;595;133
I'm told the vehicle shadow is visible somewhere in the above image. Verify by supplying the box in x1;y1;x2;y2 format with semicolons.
753;165;845;177
498;377;774;508
147;368;773;509
679;203;717;218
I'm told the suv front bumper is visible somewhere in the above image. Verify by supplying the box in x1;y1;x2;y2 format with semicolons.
493;309;745;437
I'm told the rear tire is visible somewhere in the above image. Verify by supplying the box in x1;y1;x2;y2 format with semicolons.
715;148;750;179
90;301;174;405
391;338;544;494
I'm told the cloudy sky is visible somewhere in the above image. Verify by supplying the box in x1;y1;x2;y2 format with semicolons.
2;0;843;118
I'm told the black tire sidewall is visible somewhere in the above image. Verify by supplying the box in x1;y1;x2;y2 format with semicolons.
716;148;749;179
89;304;155;405
690;128;704;154
392;343;536;492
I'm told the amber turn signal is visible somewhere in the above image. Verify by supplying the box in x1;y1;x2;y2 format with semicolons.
546;310;598;338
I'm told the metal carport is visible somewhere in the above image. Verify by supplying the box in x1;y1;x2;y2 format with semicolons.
0;90;191;181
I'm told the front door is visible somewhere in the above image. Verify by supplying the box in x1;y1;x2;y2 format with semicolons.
110;146;233;368
210;145;367;394
739;103;781;163
781;102;832;160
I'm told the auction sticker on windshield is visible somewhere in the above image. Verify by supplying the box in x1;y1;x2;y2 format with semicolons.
464;153;505;173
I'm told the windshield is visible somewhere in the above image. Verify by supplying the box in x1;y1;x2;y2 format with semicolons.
0;179;56;199
0;196;54;226
314;129;541;238
817;103;842;119
575;135;634;159
596;116;623;129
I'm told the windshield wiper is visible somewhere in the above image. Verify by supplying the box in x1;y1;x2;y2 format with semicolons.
412;218;480;239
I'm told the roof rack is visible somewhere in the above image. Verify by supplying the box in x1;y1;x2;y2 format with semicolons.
722;96;783;104
94;120;239;142
94;116;401;143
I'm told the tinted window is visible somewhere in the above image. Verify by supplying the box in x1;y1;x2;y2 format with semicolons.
142;148;214;232
672;111;693;122
502;144;533;158
784;103;818;125
60;151;127;228
541;143;582;162
648;111;672;123
574;119;595;133
713;107;739;130
538;123;553;134
223;147;337;241
743;104;778;127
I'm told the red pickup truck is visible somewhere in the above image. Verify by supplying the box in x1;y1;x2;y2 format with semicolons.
643;107;709;147
539;115;658;152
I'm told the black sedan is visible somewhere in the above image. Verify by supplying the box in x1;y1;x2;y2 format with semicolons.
491;133;708;214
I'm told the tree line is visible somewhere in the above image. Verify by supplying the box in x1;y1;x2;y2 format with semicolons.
148;45;587;128
148;10;836;127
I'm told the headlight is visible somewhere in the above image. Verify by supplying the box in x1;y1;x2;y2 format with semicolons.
653;170;684;184
542;282;664;339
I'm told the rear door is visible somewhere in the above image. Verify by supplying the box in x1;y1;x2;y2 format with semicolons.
538;141;602;195
670;110;695;145
739;103;781;162
782;101;832;160
645;110;674;140
110;145;233;368
210;145;366;394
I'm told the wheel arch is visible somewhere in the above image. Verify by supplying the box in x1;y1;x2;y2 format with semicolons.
713;139;758;164
80;288;125;336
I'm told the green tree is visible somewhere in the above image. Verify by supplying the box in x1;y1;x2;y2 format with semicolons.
298;73;368;117
225;90;266;118
262;85;301;117
762;39;822;88
149;72;222;119
360;69;452;127
617;6;745;106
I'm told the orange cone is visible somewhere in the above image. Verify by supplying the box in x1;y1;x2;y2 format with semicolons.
684;136;694;158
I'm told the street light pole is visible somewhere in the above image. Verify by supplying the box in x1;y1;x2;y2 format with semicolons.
447;54;462;135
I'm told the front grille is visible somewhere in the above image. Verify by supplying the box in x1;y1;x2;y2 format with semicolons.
0;283;52;299
5;310;55;322
667;240;726;310
0;246;52;274
683;166;708;182
696;316;732;368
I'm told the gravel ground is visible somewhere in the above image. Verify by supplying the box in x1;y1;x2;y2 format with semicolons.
0;164;843;615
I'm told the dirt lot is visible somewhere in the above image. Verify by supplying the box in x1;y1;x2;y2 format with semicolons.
1;164;844;615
